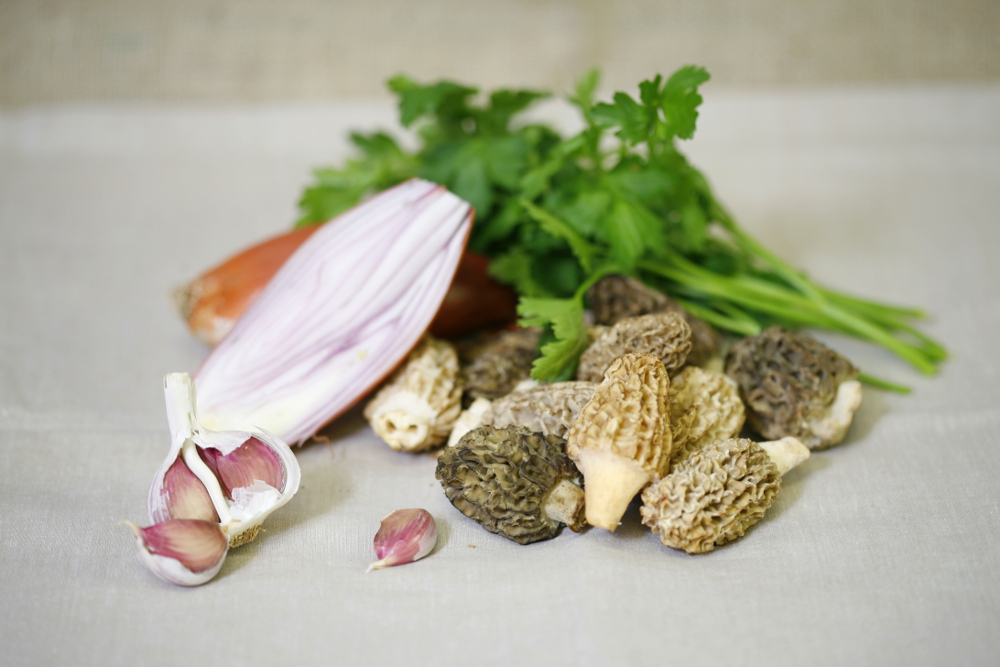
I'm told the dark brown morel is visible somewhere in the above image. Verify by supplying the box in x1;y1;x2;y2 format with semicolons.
725;326;862;449
436;425;585;544
586;275;720;366
459;328;541;401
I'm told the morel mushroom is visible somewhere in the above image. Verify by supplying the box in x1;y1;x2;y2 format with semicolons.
577;312;693;382
565;353;672;531
436;425;586;544
363;336;462;452
586;275;721;366
484;381;598;439
640;436;809;554
446;397;493;448
669;366;745;466
725;326;862;449
459;328;541;401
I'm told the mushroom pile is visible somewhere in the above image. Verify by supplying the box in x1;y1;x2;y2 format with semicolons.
364;276;864;553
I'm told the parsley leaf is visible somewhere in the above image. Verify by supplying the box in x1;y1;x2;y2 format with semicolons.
517;296;590;382
660;66;711;140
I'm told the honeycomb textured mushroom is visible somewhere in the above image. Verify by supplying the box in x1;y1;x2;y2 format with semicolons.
363;336;462;452
436;425;586;544
669;366;746;466
484;381;598;439
565;353;672;531
446;397;493;448
577;312;693;382
639;438;785;554
459;328;541;401
586;275;721;366
725;326;862;449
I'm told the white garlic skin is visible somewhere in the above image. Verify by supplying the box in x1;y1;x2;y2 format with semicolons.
368;509;437;572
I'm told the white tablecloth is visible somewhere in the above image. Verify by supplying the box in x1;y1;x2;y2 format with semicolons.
2;86;998;666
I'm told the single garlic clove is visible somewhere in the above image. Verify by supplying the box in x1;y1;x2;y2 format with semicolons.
368;509;437;572
126;519;228;587
198;435;285;493
156;458;220;523
198;428;300;547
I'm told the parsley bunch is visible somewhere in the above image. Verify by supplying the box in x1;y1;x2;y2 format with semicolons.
297;67;946;389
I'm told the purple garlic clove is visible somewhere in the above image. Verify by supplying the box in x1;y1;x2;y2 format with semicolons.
198;436;285;499
126;519;228;587
368;509;437;572
157;458;220;523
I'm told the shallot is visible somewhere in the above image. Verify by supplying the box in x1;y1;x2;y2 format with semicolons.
194;179;474;445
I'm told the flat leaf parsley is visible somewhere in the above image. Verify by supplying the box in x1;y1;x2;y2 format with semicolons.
297;67;946;387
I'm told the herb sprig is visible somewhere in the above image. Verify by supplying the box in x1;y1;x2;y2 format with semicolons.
297;67;946;388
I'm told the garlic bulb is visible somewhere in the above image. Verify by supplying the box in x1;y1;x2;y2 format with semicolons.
148;373;301;546
129;373;301;586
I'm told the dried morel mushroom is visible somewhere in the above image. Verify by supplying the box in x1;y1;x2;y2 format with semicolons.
669;366;745;466
436;425;586;544
640;438;788;554
565;353;672;531
577;312;693;382
446;396;493;448
363;336;462;452
459;328;541;401
484;381;598;439
586;275;721;367
725;326;862;449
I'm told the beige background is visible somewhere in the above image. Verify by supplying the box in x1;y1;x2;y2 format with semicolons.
2;0;999;106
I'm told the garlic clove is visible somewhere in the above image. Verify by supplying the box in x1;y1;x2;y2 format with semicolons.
126;519;228;587
368;509;437;572
194;428;301;547
157;458;220;523
197;436;285;498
